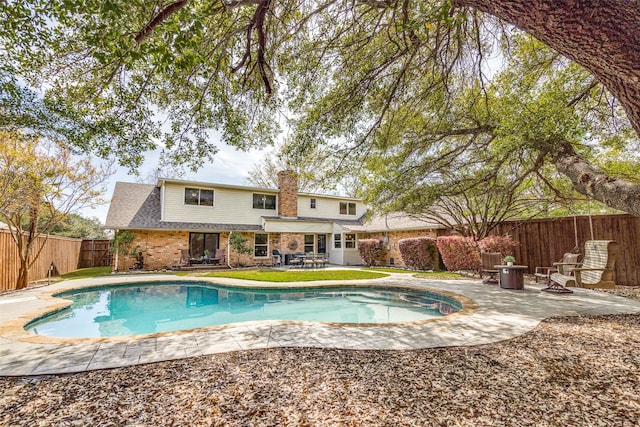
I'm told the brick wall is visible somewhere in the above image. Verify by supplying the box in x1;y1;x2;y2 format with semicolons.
277;170;298;218
115;230;297;270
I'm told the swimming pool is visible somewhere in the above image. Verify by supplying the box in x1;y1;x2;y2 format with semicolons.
25;281;462;338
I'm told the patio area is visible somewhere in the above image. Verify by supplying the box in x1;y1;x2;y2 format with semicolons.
2;272;640;377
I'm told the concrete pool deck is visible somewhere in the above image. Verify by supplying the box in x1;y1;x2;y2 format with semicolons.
2;272;640;376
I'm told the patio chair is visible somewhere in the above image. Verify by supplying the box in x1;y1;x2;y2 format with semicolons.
212;248;226;265
314;254;328;268
480;252;501;284
303;253;316;268
535;252;581;284
544;240;618;293
288;256;302;268
171;249;192;270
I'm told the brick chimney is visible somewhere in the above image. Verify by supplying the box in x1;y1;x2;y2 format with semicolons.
277;170;298;218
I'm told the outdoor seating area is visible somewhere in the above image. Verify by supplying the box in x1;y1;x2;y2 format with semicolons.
534;252;581;284
171;249;227;271
286;252;329;269
543;240;618;293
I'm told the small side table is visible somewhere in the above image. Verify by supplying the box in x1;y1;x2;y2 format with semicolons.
494;265;528;290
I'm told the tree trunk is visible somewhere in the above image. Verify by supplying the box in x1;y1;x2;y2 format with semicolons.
553;143;640;216
16;258;29;290
454;0;640;137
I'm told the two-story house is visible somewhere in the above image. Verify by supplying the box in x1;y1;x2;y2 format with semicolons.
104;170;371;270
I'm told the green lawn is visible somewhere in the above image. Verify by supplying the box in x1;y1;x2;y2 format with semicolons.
60;266;113;280
414;271;467;280
57;267;462;282
364;267;466;280
200;269;388;282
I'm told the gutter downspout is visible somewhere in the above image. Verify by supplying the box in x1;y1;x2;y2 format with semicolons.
227;233;233;269
114;230;119;272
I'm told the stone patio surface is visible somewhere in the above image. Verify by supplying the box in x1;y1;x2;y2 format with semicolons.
2;273;640;376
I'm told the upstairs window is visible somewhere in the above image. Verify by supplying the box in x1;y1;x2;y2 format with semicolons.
339;202;356;215
185;188;214;206
310;198;317;209
253;193;276;210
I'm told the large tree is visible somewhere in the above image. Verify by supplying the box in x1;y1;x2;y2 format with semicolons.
0;131;111;289
1;0;638;213
246;139;361;196
361;34;634;228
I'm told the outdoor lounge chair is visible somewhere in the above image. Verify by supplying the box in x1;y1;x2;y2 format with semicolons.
535;252;581;284
480;252;502;284
543;240;618;293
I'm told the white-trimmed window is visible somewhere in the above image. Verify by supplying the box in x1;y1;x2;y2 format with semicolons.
253;193;276;210
310;198;317;209
254;233;269;257
185;188;214;206
339;202;356;215
334;234;342;249
345;233;356;249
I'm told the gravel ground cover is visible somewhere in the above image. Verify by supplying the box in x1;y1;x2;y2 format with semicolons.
1;286;639;426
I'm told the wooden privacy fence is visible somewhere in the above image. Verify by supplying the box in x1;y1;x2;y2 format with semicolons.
78;239;112;268
0;228;82;291
491;214;640;286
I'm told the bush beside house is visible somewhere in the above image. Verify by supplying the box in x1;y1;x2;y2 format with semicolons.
436;236;481;272
478;234;517;257
398;237;439;270
358;239;387;266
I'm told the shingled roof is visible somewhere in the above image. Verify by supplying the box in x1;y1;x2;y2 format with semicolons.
349;212;445;232
104;182;262;231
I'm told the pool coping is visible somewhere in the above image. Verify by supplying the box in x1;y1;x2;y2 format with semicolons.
2;273;640;376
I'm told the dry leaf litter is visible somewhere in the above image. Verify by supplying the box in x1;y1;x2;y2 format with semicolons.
1;286;639;426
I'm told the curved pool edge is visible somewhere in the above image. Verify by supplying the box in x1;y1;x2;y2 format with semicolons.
1;275;477;345
3;273;640;376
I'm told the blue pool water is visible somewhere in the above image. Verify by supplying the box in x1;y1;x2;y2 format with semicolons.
25;282;462;338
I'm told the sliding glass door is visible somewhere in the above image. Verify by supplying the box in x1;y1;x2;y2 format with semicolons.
189;233;220;258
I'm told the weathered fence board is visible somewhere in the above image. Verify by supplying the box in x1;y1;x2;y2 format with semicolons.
491;214;640;286
0;229;82;291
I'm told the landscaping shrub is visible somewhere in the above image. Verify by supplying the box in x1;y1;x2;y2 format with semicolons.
436;236;481;272
358;239;387;266
398;237;438;271
478;234;517;257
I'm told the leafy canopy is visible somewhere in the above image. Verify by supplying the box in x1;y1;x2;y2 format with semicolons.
1;0;638;213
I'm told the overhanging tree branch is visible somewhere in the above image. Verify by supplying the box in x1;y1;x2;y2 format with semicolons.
135;0;189;43
553;141;640;216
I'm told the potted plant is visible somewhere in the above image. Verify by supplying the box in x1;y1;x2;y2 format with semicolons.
504;255;516;266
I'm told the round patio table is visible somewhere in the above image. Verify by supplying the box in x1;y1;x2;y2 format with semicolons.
494;265;528;290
